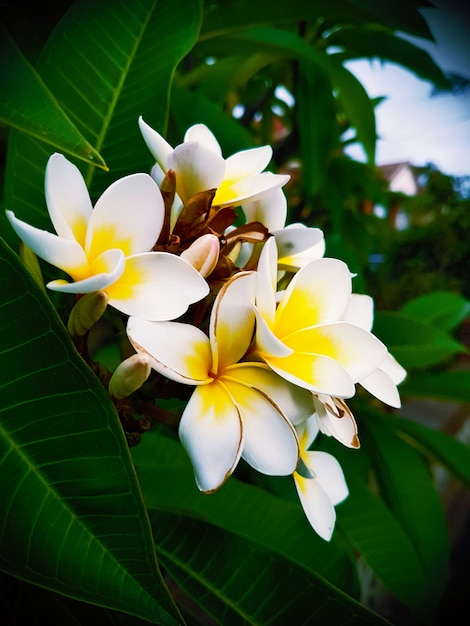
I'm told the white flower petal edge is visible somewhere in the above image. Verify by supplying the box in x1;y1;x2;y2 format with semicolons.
6;211;88;278
274;224;326;270
295;450;348;541
107;252;209;321
138;116;174;171
45;153;93;246
179;383;243;493
126;318;213;384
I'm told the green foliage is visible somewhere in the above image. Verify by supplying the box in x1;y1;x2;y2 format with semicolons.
0;0;468;625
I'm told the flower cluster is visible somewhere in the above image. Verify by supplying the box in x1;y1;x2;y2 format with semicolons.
6;120;405;541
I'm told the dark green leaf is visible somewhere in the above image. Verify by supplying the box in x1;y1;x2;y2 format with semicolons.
199;0;432;41
373;311;468;368
400;370;470;403
3;0;202;232
328;28;450;90
296;60;337;195
399;290;470;331
150;510;392;626
132;429;359;597
0;23;106;170
359;412;449;608
0;238;181;626
387;414;470;488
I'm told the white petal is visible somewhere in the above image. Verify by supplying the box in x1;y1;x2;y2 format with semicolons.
168;142;226;203
214;172;289;208
224;379;299;475
45;153;93;246
305;451;349;505
126;318;212;384
360;368;402;408
6;210;89;279
342;294;374;331
210;272;257;372
265;351;356;397
241;187;287;232
179;383;243;492
183;124;222;156
313;395;359;448
47;249;125;293
225;363;314;426
224;145;272;180
255;236;278;325
105;252;209;321
274;224;325;270
139;116;174;171
254;308;293;358
294;472;337;541
274;258;352;337
285;322;387;383
381;353;407;385
86;173;164;261
296;414;320;450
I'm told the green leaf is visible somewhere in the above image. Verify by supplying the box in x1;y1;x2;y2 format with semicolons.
3;0;202;232
329;28;450;90
0;238;181;626
199;0;432;41
150;510;392;626
325;60;377;162
373;311;467;368
345;0;435;40
387;414;470;489
399;290;470;331
359;412;449;608
0;23;107;170
131;429;359;597
400;370;470;404
296;60;337;195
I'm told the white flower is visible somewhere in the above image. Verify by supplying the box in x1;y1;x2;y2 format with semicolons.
294;416;348;541
253;237;388;397
6;153;209;321
342;294;406;407
139;118;290;215
126;271;315;493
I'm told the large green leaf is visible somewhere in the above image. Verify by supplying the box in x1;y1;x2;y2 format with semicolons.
0;238;181;626
3;0;202;234
150;510;392;626
359;412;449;608
373;311;467;368
328;28;450;90
400;370;470;404
399;290;470;332
199;0;433;41
131;428;359;597
387;414;470;488
295;60;337;195
0;23;106;170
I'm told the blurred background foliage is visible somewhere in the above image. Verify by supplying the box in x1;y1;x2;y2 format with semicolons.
1;1;469;625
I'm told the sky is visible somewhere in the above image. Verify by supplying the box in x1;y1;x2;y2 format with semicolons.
344;0;470;178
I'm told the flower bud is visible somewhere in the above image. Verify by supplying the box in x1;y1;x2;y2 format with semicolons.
108;353;152;400
181;233;220;278
67;291;108;337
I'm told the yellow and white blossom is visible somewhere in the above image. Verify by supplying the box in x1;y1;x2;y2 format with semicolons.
6;153;209;320
294;416;349;541
139;118;290;215
127;271;315;493
341;294;406;407
253;237;388;397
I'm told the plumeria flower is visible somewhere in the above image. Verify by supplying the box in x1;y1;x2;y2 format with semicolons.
312;393;359;449
6;153;209;320
126;271;314;493
139;118;290;215
342;294;406;407
273;223;326;271
253;237;388;397
294;415;349;541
